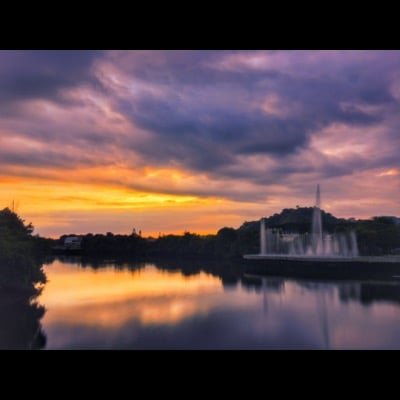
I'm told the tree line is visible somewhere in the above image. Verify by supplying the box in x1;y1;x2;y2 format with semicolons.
2;206;400;272
55;207;400;259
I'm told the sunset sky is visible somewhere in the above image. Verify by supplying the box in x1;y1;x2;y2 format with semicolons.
0;50;399;238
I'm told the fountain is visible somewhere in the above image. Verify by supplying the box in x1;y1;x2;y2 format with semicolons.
244;184;400;269
256;184;359;258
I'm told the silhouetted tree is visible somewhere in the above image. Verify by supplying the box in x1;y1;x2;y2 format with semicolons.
0;208;46;290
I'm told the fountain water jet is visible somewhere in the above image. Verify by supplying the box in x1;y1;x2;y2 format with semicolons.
311;184;323;255
260;218;266;255
258;184;359;258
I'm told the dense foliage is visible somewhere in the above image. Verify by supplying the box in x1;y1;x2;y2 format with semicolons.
356;217;400;255
0;289;46;349
0;208;47;291
0;208;48;348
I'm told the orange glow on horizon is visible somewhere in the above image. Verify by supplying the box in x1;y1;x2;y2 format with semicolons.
1;158;399;238
0;163;269;237
0;164;234;212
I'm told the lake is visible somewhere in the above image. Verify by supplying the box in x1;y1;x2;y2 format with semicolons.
7;257;400;349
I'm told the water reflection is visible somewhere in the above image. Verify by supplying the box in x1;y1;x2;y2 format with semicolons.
0;289;46;350
244;275;400;349
38;258;400;349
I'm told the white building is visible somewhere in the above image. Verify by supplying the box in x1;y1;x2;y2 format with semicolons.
63;236;82;250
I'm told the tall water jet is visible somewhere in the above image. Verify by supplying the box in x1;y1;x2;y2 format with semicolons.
311;184;323;255
260;218;266;255
256;184;360;258
350;231;359;257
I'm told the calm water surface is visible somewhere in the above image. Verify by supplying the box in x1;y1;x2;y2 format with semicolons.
33;258;400;349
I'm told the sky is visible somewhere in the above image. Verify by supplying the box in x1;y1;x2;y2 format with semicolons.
0;50;399;238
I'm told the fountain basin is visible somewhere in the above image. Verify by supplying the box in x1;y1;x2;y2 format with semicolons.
243;254;400;281
243;254;400;263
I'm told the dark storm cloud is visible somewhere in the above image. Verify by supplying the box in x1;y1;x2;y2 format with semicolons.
277;75;391;125
0;50;103;104
125;94;309;171
104;50;399;184
108;50;277;85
